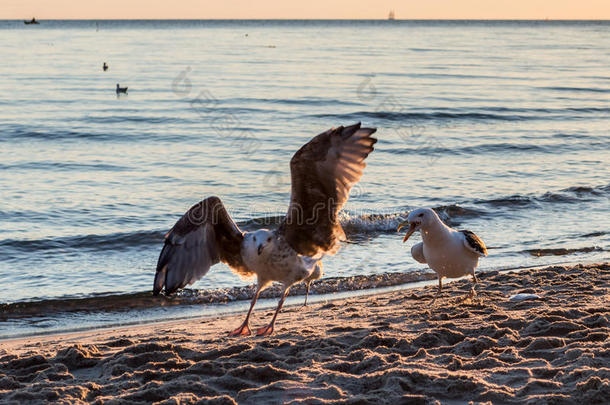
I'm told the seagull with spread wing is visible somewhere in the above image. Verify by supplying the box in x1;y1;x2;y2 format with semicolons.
153;123;377;336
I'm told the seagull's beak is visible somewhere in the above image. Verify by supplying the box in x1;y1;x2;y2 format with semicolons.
398;221;417;243
257;244;264;255
397;220;408;233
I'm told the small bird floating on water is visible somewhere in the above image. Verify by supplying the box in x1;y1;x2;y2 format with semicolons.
398;207;487;302
153;123;377;336
103;62;108;71
116;84;128;94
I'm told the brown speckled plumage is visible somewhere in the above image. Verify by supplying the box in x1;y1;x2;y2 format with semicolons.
153;123;376;336
281;123;377;256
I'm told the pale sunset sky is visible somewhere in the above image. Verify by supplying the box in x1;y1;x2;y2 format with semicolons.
3;0;609;20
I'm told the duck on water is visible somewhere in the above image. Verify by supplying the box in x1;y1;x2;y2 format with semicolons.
116;84;128;94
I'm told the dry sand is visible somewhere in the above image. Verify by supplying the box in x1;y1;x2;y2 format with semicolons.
1;263;608;404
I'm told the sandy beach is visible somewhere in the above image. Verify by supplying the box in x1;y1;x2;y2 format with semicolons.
0;262;608;404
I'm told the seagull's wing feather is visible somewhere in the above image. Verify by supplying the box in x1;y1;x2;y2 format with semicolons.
281;123;377;256
154;196;249;296
459;230;488;257
411;242;427;264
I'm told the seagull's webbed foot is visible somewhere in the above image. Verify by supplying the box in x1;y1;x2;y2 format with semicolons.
459;284;477;304
228;323;251;337
257;287;289;337
229;285;263;337
256;324;274;337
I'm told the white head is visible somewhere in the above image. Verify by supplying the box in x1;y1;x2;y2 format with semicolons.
397;207;441;242
244;229;275;257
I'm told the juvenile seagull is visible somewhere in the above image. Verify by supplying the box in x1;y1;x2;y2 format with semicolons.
398;207;487;301
153;123;377;336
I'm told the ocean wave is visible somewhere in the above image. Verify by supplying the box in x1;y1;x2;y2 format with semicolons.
0;208;477;259
524;246;605;257
383;141;598;157
580;231;607;238
434;205;486;219
227;97;363;107
0;128;115;142
480;195;536;208
477;184;610;208
240;215;285;230
0;270;436;319
0;161;131;172
0;126;198;143
542;86;610;93
312;111;529;122
83;115;185;124
1;184;607;258
560;185;610;195
311;106;610;123
339;205;487;236
340;213;406;235
0;230;163;256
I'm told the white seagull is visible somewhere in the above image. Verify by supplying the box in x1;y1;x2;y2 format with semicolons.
153;123;377;336
398;207;487;301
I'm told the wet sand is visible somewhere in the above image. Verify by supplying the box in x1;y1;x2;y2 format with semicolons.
1;263;608;404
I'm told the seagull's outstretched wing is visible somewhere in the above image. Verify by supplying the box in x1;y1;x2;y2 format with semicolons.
281;123;377;256
153;196;249;296
459;230;488;257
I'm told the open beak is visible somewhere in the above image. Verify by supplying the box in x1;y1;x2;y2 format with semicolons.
398;220;417;243
257;244;264;255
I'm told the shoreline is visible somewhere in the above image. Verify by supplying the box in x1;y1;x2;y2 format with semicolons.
1;258;603;341
1;262;608;403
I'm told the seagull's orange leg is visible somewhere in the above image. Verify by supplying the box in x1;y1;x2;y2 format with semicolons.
256;287;290;337
228;285;262;337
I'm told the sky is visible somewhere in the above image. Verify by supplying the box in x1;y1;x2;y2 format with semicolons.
3;0;610;20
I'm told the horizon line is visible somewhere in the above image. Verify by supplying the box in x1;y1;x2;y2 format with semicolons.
5;18;610;21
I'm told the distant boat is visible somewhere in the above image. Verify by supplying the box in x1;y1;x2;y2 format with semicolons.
24;18;39;25
388;10;395;20
116;84;128;94
103;62;108;71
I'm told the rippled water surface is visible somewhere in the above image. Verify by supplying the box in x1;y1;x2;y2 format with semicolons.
0;20;608;337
